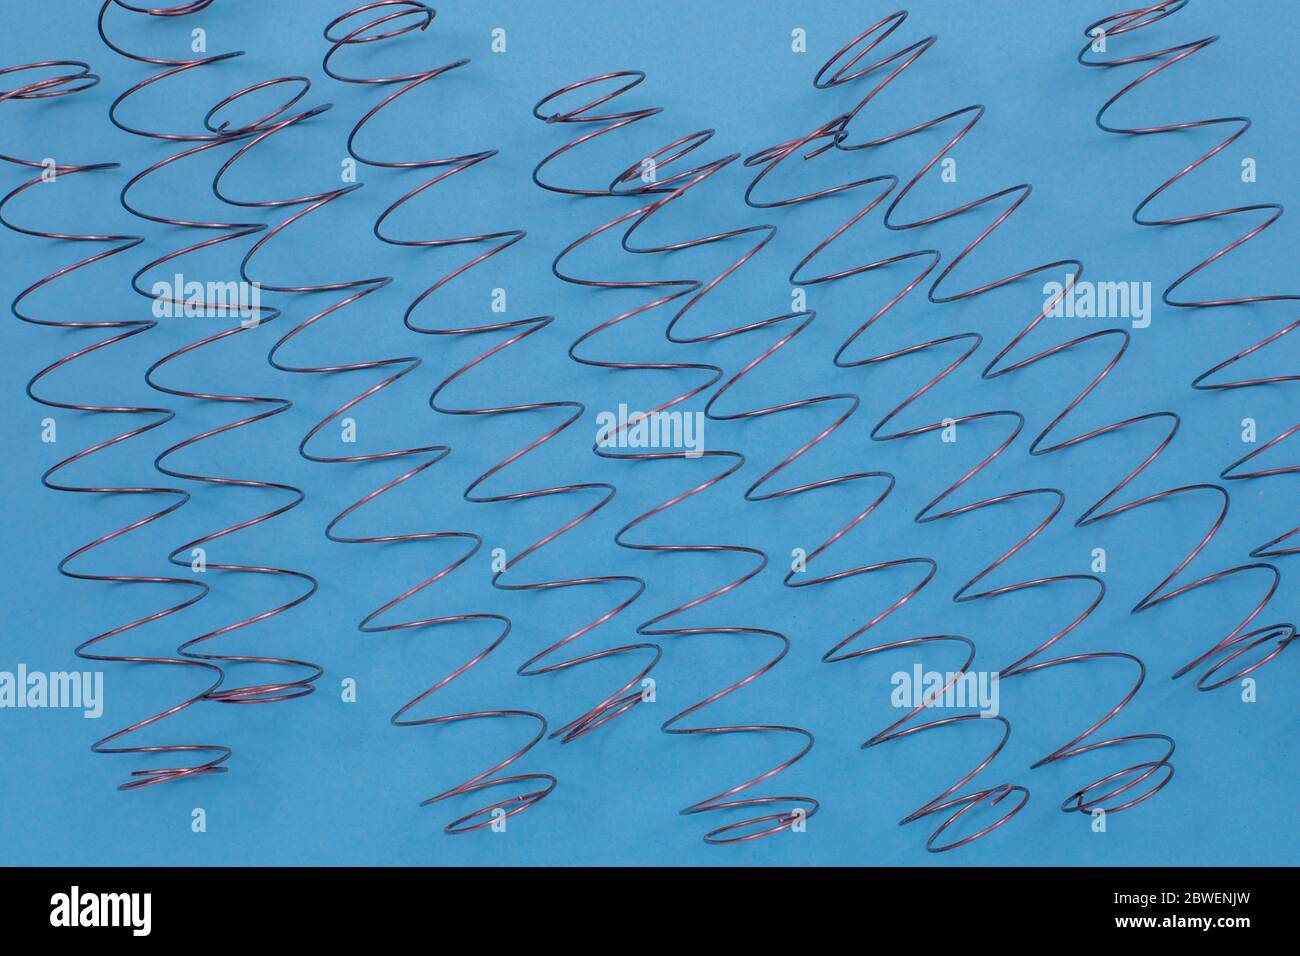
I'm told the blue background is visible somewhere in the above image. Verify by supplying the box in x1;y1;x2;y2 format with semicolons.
0;0;1295;866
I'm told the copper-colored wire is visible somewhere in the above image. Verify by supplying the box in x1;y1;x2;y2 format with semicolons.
534;73;820;844
323;3;660;753
99;0;323;704
1078;0;1299;564
194;1;558;831
733;12;1191;842
798;12;1293;695
1;60;230;788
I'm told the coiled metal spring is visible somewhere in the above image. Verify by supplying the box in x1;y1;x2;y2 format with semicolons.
534;72;820;844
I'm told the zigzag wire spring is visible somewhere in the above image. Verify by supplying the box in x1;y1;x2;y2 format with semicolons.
193;9;558;832
795;11;1294;698
737;12;1184;832
566;81;1035;846
323;3;660;749
704;304;1040;849
1077;0;1299;561
534;73;819;843
247;170;558;834
97;0;245;146
1;60;230;787
100;0;322;703
704;312;1036;851
1221;422;1299;559
608;114;1028;846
